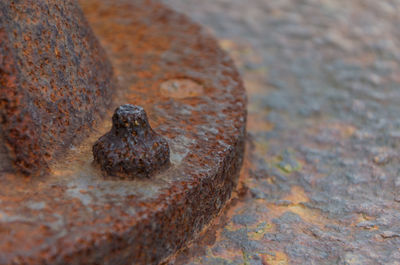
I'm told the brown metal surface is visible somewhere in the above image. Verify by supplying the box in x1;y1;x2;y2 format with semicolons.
0;0;246;264
0;0;114;176
162;0;400;264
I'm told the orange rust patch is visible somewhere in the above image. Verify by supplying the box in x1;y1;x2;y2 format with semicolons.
260;251;289;265
247;113;274;133
283;186;309;204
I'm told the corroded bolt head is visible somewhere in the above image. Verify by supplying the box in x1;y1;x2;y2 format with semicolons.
93;104;170;178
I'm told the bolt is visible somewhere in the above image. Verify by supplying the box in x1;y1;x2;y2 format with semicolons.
92;104;170;178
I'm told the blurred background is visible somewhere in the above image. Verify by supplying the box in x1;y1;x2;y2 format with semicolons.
163;0;400;264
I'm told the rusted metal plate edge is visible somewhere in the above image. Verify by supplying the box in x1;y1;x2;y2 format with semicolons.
0;0;247;264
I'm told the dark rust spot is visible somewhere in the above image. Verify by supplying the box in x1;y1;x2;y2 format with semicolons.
93;104;170;178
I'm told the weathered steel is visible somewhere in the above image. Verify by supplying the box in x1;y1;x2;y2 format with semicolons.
163;0;400;264
93;104;170;178
0;0;114;176
0;0;247;264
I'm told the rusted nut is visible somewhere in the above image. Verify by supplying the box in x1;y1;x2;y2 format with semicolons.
92;104;170;178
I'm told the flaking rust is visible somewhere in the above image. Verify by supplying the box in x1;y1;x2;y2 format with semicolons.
93;104;170;178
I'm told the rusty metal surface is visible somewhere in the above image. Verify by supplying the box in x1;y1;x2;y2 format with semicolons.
0;0;114;176
163;0;400;264
0;0;246;264
93;104;170;178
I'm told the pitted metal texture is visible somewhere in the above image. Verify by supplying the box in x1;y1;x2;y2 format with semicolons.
0;0;114;176
93;104;170;178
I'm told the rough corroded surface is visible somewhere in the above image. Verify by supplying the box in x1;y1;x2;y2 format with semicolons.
0;0;114;176
163;0;400;264
93;104;170;178
0;0;246;264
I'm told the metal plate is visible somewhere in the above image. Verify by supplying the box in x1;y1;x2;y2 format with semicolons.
162;0;400;264
0;0;246;264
